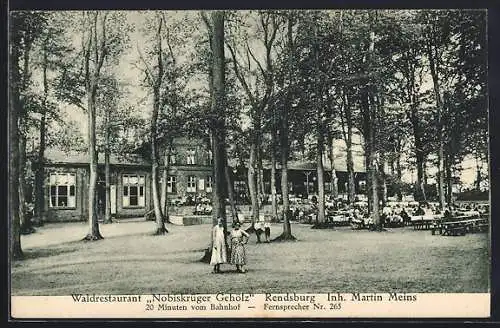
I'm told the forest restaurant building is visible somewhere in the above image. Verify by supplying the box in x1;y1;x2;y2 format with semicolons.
31;139;366;222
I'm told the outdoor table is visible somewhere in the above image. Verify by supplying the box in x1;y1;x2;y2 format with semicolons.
456;211;480;217
441;220;472;236
411;215;440;230
329;215;350;226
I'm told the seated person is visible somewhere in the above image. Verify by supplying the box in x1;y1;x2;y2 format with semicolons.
443;207;452;221
400;208;410;225
195;203;204;215
380;212;388;227
364;213;375;230
414;205;425;216
254;218;264;243
391;214;403;226
423;205;434;216
264;220;271;242
382;205;393;217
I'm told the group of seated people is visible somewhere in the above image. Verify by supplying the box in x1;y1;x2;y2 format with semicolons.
283;197;488;229
193;201;213;215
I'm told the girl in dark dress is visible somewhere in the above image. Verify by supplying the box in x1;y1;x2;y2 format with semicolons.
230;222;250;273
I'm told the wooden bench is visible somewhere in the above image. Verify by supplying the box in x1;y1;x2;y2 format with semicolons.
413;221;434;230
350;221;364;230
442;225;467;236
473;223;489;233
431;224;442;235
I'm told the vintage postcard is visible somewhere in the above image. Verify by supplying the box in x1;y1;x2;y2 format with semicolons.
8;9;490;319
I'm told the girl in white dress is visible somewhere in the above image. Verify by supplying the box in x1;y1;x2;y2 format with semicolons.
210;218;227;273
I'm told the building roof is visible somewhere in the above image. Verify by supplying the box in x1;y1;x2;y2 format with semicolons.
40;149;150;167
228;157;366;173
266;158;366;173
290;158;365;172
40;148;366;173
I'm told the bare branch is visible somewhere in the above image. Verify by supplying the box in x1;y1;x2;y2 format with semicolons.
200;11;212;32
83;14;92;89
165;26;176;66
75;101;87;112
156;14;164;90
137;42;154;85
93;12;99;69
95;12;108;75
227;42;256;106
93;12;108;93
246;41;266;80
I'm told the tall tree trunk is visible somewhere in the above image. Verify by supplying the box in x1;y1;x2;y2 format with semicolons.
369;155;380;227
224;158;238;223
362;25;380;229
379;153;387;207
342;90;355;204
34;43;49;225
151;16;167;235
313;18;325;224
160;164;168;216
151;94;166;234
347;143;355;203
475;152;482;191
200;13;224;262
409;102;427;202
160;147;170;217
275;13;295;241
328;133;339;200
211;11;228;249
316;134;326;223
423;159;428;185
270;129;278;220
280;135;292;238
9;40;23;259
18;26;31;235
212;132;226;226
396;149;403;201
152;162;165;233
83;13;108;241
437;146;445;208
19;133;29;233
84;90;103;240
259;165;265;207
445;153;453;205
256;134;265;209
104;106;112;224
248;140;259;226
365;93;380;229
416;152;426;201
427;36;445;209
365;152;372;213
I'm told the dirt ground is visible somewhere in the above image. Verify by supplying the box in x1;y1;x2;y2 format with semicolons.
11;220;489;295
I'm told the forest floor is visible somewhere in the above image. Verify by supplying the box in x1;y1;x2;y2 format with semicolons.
11;219;489;295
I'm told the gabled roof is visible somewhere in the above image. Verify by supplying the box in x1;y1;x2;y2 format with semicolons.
39;149;150;167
